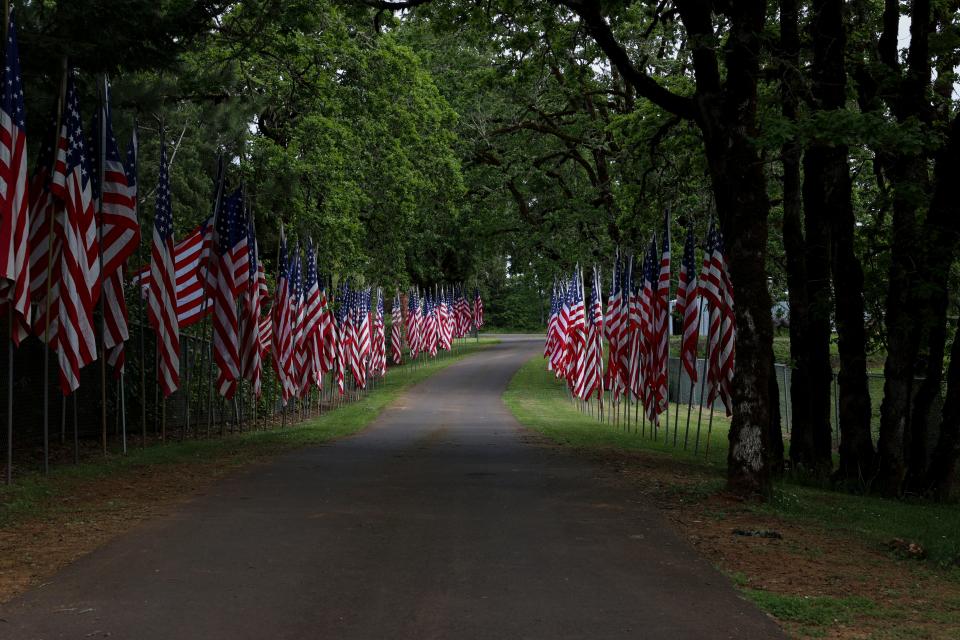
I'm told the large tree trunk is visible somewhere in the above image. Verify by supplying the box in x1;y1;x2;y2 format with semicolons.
921;114;960;496
799;149;837;475
928;315;960;499
876;164;924;496
874;0;935;497
806;0;876;485
702;0;775;497
908;114;960;490
779;0;815;476
829;147;876;485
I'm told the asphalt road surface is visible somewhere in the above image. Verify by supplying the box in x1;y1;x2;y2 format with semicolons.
0;336;784;639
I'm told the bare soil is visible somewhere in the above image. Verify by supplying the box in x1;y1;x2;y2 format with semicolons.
575;443;960;640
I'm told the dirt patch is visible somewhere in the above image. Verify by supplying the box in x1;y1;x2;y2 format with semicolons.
577;445;960;639
0;456;258;603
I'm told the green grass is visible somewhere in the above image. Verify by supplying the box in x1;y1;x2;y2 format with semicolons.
764;487;960;568
742;590;879;626
503;354;733;468
0;339;499;529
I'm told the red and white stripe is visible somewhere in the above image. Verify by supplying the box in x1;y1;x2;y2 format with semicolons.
0;34;29;337
133;220;214;327
390;293;403;365
50;80;100;395
147;144;179;397
240;258;268;398
271;231;294;405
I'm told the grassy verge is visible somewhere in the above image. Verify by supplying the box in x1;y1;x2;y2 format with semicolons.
0;338;499;529
504;352;732;469
503;354;960;639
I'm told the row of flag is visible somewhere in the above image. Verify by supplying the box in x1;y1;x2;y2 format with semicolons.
0;12;140;395
0;11;487;409
544;217;735;424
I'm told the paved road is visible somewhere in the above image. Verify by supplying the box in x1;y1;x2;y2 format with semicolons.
0;336;783;639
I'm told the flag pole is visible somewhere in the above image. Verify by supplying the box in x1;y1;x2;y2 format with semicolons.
120;370;127;453
684;296;706;450
130;119;146;448
5;305;11;483
72;393;78;463
2;0;12;484
204;155;226;437
40;58;68;475
97;75;109;456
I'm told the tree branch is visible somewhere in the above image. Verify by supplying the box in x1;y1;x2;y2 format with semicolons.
558;0;696;119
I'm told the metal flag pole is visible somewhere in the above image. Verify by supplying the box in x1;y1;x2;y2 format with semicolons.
5;305;11;483
129;121;147;448
72;393;78;463
705;397;716;459
695;336;711;454
97;75;108;457
120;370;127;454
684;296;707;450
205;156;226;438
183;335;191;439
40;58;69;474
2;0;9;487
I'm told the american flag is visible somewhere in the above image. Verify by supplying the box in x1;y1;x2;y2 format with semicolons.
18;118;56;346
406;289;420;358
133;218;213;327
564;271;586;392
438;289;452;351
629;249;651;407
346;286;364;389
288;245;305;398
300;240;322;394
258;310;272;358
240;216;267;398
653;219;671;417
371;288;386;376
639;238;658;420
576;267;604;401
349;288;369;386
544;283;558;368
445;289;456;345
454;286;470;338
334;283;348;395
319;279;336;374
702;223;735;416
271;229;294;404
212;189;245;399
95;89;139;377
617;257;634;396
390;291;403;364
549;280;570;375
95;87;139;277
51;74;100;394
472;287;483;330
604;255;624;398
407;290;420;359
357;287;371;368
0;11;29;336
426;294;439;358
676;225;700;382
146;135;179;397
